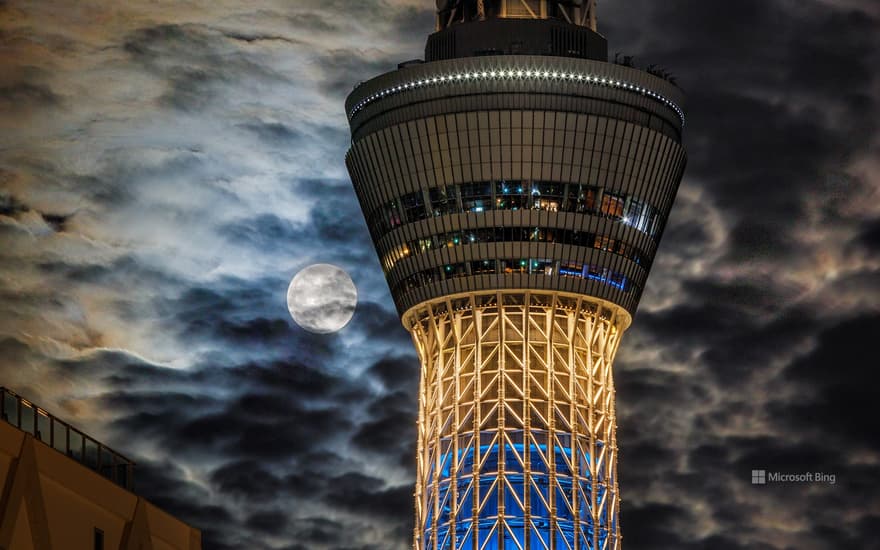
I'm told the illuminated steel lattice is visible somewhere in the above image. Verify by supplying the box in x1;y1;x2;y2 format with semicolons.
404;291;628;550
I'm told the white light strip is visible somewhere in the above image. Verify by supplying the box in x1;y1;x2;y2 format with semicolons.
349;67;685;125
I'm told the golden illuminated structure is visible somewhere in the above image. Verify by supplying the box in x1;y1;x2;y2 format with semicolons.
345;1;686;547
407;292;627;549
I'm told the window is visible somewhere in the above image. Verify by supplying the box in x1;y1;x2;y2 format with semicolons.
94;528;104;550
471;260;496;275
440;231;462;248
396;261;634;296
575;186;597;213
624;198;648;231
594;235;614;252
423;267;443;285
443;263;468;278
385;201;403;228
600;193;625;218
402;191;427;222
501;259;529;274
403;275;418;292
495;181;528;210
608;272;628;291
644;204;660;237
570;231;589;246
587;266;610;282
530;259;555;275
429;186;458;216
460;182;493;212
476;227;502;243
532;182;564;212
529;227;542;242
560;262;585;277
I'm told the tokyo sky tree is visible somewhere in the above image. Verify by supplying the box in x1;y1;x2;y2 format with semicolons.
344;1;686;548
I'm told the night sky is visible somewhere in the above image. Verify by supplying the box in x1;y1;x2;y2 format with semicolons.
1;1;879;549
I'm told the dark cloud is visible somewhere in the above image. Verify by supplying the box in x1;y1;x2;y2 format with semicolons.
0;191;27;217
210;460;284;502
0;82;60;110
221;32;301;45
124;23;286;111
237;121;303;145
245;510;289;536
771;313;880;449
856;217;880;254
353;301;412;346
285;12;339;33
0;191;70;234
323;472;411;521
319;49;404;98
366;356;418;391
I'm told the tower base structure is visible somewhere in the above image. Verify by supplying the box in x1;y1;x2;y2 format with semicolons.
404;291;630;550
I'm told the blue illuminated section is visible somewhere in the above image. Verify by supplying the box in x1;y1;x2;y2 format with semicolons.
424;431;616;549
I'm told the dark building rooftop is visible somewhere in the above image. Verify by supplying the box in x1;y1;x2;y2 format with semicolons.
0;386;135;490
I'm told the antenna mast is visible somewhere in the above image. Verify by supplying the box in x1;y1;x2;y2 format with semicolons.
436;0;600;31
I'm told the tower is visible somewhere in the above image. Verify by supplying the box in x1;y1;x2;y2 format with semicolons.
345;2;686;548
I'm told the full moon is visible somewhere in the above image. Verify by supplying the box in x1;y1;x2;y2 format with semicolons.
286;264;357;334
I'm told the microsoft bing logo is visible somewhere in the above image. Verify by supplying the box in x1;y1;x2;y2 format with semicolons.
752;470;767;485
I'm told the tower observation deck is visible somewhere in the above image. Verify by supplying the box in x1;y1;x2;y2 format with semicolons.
345;1;686;548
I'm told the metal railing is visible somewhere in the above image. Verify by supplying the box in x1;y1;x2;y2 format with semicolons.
0;387;134;491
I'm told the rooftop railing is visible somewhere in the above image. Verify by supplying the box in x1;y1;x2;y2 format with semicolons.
0;387;134;491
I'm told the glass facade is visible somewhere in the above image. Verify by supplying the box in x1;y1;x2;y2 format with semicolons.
380;226;648;272
394;258;634;298
367;180;662;241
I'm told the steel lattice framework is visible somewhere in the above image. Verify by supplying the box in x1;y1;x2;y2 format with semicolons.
404;291;629;550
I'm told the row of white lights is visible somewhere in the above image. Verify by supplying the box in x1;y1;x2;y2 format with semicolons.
349;67;685;125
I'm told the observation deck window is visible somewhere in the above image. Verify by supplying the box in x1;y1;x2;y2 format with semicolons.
533;182;565;212
461;182;493;212
471;260;497;275
600;192;626;218
402;191;428;222
625;198;659;235
496;181;528;210
385;201;403;228
502;259;530;274
430;185;459;216
530;259;555;275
